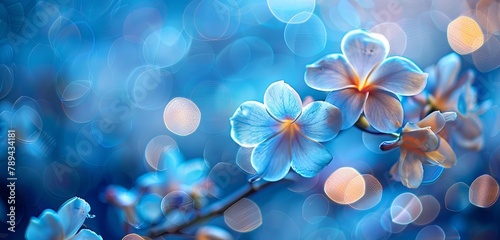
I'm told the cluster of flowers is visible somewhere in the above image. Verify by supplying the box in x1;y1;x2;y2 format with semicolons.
25;29;488;238
231;29;488;188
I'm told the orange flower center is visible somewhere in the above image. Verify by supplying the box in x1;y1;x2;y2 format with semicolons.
281;119;300;136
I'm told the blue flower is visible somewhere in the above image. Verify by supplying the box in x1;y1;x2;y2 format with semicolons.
230;81;342;181
25;197;101;240
305;29;427;133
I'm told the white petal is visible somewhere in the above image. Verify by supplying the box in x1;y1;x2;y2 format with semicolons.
230;101;279;147
417;111;446;133
264;80;302;121
325;87;368;130
57;197;91;238
364;90;403;133
367;56;427;96
433;137;456;168
402;123;439;152
399;151;424;188
25;210;65;240
341;30;389;86
251;134;292;182
290;134;333;178
305;54;357;91
296;101;342;142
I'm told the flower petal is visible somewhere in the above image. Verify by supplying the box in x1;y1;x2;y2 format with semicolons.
401;123;439;152
70;229;103;240
25;210;65;240
453;114;484;150
399;151;424;188
364;90;403;133
251;134;292;182
433;53;461;99
290;134;333;178
305;54;357;91
341;30;389;85
230;101;279;148
264;80;302;121
58;197;91;238
367;56;427;96
417;111;446;133
296;101;342;142
390;161;401;182
325;87;368;130
435;137;456;168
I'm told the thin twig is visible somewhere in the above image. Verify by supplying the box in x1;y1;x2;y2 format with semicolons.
147;178;292;238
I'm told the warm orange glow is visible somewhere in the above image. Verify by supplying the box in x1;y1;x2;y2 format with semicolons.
324;167;366;205
447;16;484;55
281;119;300;136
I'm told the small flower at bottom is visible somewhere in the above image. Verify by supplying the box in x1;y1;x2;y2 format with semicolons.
25;197;101;240
230;80;342;181
381;111;458;188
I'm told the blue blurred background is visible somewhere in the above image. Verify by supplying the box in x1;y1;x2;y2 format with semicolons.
1;0;500;239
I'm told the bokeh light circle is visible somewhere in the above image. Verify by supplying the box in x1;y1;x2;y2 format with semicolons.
415;225;445;240
0;64;14;99
370;22;407;56
413;195;440;226
324;167;366;205
143;27;191;68
469;174;499;208
163;97;201;136
349;174;383;210
284;13;327;57
161;190;195;225
445;182;470;212
267;0;315;23
224;198;262;233
447;16;484;55
122;234;145;240
144;135;179;171
302;193;329;224
390;192;423;225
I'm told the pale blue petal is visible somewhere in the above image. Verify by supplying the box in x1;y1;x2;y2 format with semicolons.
230;101;279;148
305;54;357;91
364;90;403;133
341;29;389;85
57;197;91;238
367;56;427;96
70;229;103;240
251;133;292;182
296;101;342;142
325;87;368;130
264;81;302;121
434;53;461;97
176;158;208;186
290;134;332;178
25;210;64;240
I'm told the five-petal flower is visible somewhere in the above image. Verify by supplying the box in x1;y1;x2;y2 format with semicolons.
382;111;458;188
25;197;101;240
230;81;342;181
305;29;428;133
